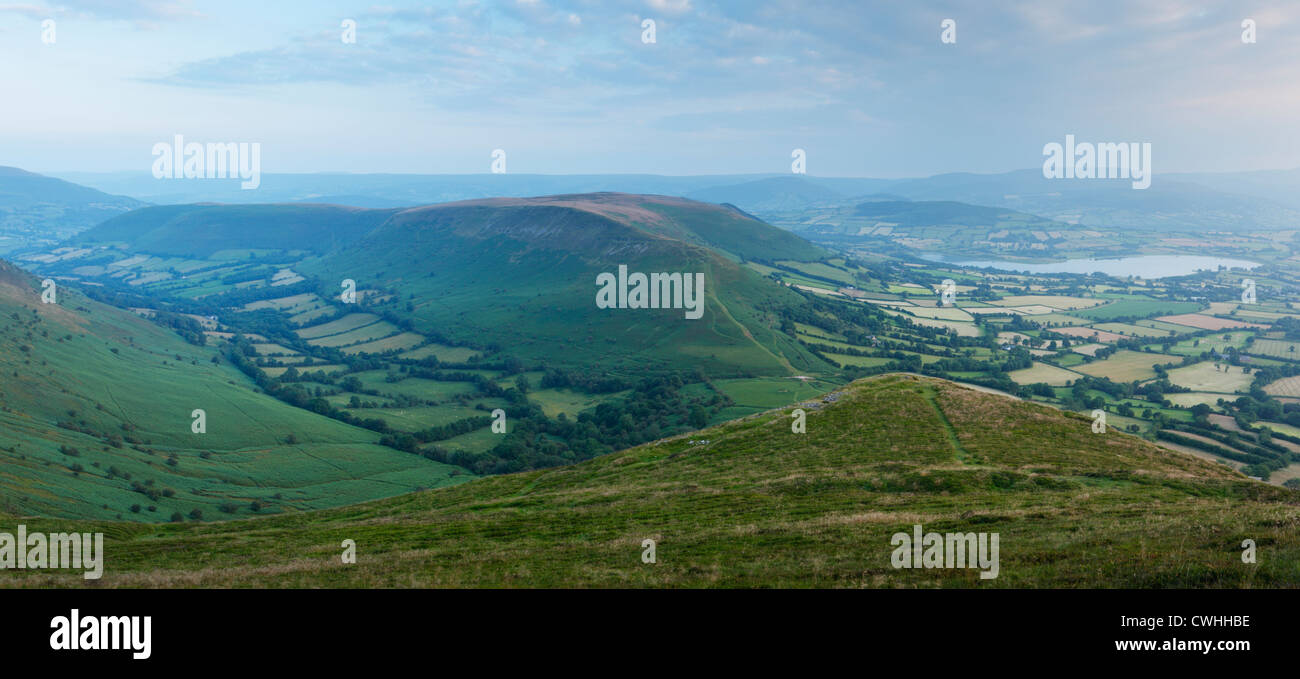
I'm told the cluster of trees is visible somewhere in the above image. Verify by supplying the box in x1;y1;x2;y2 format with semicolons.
421;373;731;475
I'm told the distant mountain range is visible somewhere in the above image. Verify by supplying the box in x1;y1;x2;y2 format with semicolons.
0;166;144;253
48;167;1300;234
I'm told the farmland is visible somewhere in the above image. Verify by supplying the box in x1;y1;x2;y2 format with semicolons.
20;194;1300;499
1072;350;1162;381
1164;362;1254;393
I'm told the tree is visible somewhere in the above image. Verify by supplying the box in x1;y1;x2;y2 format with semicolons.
689;406;708;429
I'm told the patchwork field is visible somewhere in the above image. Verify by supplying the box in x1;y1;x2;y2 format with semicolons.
1092;322;1174;338
399;343;481;362
307;321;402;348
1072;350;1163;381
1026;314;1093;327
1244;338;1300;360
824;353;896;368
1264;375;1300;398
1070;343;1107;356
1164;362;1254;393
1075;299;1201;320
997;295;1106;310
906;306;974;321
340;332;426;355
1008;362;1079;386
296;313;381;339
883;310;980;336
1164;392;1229;408
1054;326;1127;343
1135;319;1197;333
1156;313;1267;331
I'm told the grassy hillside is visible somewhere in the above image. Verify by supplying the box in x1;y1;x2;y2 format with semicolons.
0;260;470;521
5;374;1297;588
299;194;830;375
47;194;830;376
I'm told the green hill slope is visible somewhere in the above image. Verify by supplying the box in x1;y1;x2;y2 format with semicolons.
0;260;469;521
299;193;829;375
6;374;1297;588
50;194;830;376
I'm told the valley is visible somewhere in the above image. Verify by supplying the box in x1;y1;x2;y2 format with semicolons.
14;190;1300;510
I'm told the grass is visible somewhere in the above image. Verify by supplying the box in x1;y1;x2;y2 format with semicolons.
997;295;1106;310
340;332;425;355
1164;362;1254;393
1245;338;1300;360
1008;362;1079;386
0;262;469;522
4;374;1297;588
1075;298;1201;321
1072;350;1163;382
296;313;380;339
1091;322;1175;338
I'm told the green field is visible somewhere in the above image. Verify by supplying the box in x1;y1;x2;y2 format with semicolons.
1164;362;1254;393
1072;350;1162;382
1008;362;1079;386
1245;338;1300;360
1075;298;1202;321
1091;322;1174;338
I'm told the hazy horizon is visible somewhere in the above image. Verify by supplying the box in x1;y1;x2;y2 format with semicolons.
3;0;1297;177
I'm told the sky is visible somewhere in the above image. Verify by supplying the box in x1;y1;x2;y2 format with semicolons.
0;0;1297;177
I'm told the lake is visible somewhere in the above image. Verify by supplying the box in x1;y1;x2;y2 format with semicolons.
920;254;1260;279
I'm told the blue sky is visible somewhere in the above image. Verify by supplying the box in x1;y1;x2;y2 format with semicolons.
1;0;1297;176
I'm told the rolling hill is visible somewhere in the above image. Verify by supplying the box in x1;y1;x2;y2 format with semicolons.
4;374;1297;588
885;170;1300;231
300;193;829;374
73;203;401;257
45;193;834;377
0;258;468;521
686;176;849;212
793;199;1074;238
0;167;145;253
